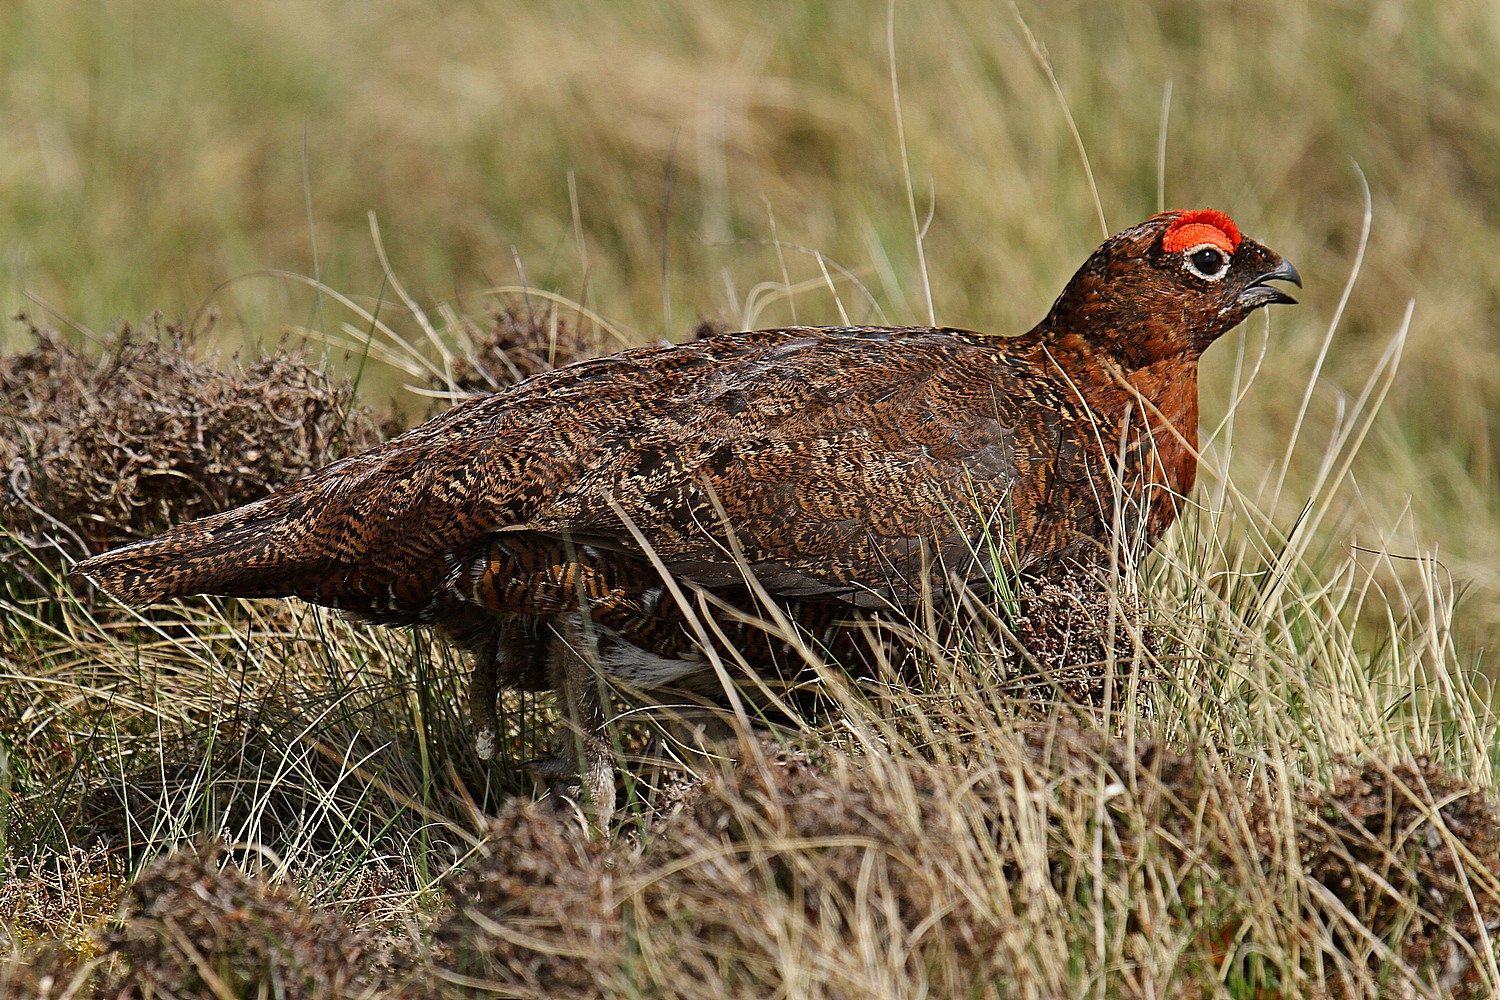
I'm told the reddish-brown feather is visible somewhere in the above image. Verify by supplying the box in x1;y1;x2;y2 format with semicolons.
74;210;1296;688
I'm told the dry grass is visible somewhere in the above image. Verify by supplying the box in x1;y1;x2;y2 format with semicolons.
430;732;1500;999
0;847;122;961
3;1;1500;995
442;296;614;397
15;727;1493;998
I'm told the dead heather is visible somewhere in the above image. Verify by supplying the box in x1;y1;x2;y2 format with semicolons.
1290;758;1500;997
98;841;393;999
979;572;1160;710
0;317;384;598
4;644;1498;997
424;730;1500;998
421;296;725;411
0;840;418;999
5;734;1499;998
442;296;613;397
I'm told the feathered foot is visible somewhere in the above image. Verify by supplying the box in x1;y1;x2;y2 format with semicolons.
536;613;615;828
470;639;501;761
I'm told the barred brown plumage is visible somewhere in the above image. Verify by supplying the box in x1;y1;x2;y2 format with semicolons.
73;209;1299;823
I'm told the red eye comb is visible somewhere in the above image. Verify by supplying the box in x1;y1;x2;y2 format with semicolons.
1162;209;1241;255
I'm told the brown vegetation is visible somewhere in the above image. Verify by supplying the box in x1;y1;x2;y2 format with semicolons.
445;297;612;395
1291;758;1500;997
431;734;1500;998
991;574;1160;708
5;317;1498;997
0;317;383;597
101;842;380;999
4;729;1498;997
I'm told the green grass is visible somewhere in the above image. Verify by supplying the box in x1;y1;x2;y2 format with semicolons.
3;0;1500;995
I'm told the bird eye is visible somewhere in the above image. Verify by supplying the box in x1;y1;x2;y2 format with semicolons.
1184;244;1230;281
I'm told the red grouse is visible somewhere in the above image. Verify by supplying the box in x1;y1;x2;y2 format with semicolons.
75;209;1299;819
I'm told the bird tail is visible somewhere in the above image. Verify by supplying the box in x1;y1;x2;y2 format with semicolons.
71;495;317;606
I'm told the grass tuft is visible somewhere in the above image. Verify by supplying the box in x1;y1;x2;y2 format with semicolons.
3;3;1499;993
0;316;383;599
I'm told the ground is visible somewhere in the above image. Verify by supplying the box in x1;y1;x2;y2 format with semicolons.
4;1;1500;994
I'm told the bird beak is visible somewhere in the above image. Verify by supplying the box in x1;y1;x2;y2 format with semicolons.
1238;257;1302;308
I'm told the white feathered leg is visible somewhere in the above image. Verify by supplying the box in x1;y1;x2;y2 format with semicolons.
542;612;615;826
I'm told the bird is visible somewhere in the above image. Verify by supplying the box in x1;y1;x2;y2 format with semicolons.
74;208;1299;823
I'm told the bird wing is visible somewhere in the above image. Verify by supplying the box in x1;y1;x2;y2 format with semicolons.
500;328;1051;605
76;327;1077;615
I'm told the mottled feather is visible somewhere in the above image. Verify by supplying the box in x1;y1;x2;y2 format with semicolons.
75;211;1299;689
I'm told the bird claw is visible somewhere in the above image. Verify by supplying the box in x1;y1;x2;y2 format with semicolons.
519;744;616;828
517;753;577;780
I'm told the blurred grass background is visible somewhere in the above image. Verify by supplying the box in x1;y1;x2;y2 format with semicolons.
2;0;1498;651
6;5;1500;990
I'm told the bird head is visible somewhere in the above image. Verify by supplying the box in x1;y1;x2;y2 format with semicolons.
1038;209;1300;366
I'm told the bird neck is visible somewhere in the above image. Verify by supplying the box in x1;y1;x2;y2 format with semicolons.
1014;327;1204;520
1026;305;1195;372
